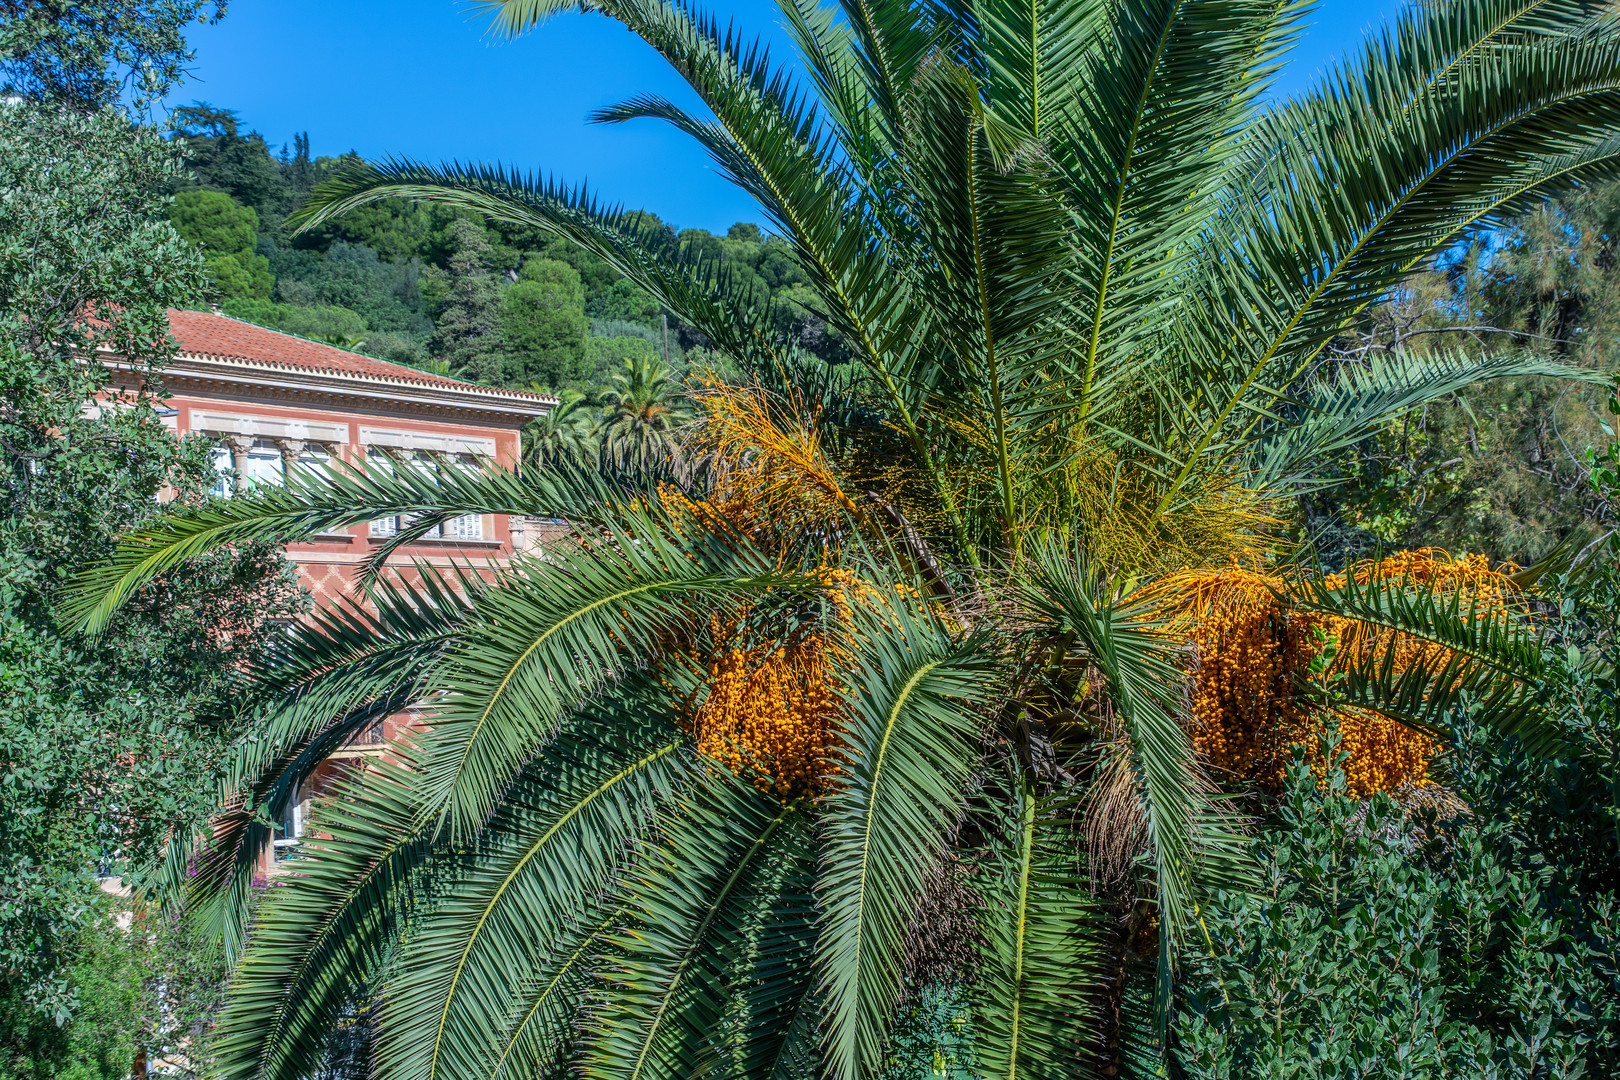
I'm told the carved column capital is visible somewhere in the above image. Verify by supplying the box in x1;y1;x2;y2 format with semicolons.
224;434;254;485
274;438;306;467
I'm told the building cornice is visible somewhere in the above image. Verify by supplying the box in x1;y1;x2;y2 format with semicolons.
107;351;556;427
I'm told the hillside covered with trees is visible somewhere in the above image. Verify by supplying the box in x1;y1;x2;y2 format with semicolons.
164;104;843;395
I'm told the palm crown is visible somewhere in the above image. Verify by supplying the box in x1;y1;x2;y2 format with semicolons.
68;0;1619;1077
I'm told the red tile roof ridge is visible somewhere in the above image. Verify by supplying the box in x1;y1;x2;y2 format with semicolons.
165;308;558;403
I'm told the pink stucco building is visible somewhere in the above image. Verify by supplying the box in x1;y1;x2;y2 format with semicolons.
153;309;555;857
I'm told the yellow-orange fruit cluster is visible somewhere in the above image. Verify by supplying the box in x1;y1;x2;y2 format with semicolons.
1187;602;1436;797
1169;550;1522;798
1187;601;1314;786
690;570;867;798
1329;708;1436;798
692;633;842;798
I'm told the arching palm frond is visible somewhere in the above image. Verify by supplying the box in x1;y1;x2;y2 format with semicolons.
63;461;642;635
816;599;997;1080
972;776;1111;1080
408;513;795;839
1166;0;1620;505
1251;350;1608;491
169;567;477;961
585;771;817;1080
378;705;695;1080
1017;545;1250;988
1293;564;1559;754
210;757;436;1080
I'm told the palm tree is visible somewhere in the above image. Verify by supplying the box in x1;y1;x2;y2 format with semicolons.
597;353;692;471
523;389;600;470
67;1;1618;1077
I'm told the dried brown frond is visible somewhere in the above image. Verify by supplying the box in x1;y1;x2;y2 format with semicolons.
1082;743;1151;893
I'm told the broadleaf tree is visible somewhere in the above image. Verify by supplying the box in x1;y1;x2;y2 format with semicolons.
0;0;304;1062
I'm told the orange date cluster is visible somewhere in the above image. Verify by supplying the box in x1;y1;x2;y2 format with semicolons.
692;633;842;799
1171;550;1520;798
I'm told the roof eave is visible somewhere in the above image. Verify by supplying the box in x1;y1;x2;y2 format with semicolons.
105;351;557;423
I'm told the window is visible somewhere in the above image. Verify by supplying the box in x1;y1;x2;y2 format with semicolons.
295;443;331;474
243;441;284;489
368;452;398;537
273;782;304;861
447;453;482;541
209;444;233;499
405;454;442;539
366;448;485;542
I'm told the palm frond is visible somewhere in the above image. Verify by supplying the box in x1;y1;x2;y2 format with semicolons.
377;702;694;1080
210;758;436;1080
1293;565;1560;754
62;460;637;636
585;770;818;1080
406;509;802;838
1167;0;1620;503
296;157;785;373
165;568;477;961
971;775;1110;1080
487;903;620;1080
815;597;997;1080
1019;538;1250;1018
1250;349;1608;491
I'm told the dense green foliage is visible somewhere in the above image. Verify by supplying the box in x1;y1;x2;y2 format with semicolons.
0;900;144;1080
0;0;222;113
0;7;303;1071
1179;718;1620;1076
1308;185;1620;564
1181;441;1620;1075
171;190;273;300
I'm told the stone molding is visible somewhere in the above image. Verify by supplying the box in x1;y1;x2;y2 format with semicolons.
104;350;553;428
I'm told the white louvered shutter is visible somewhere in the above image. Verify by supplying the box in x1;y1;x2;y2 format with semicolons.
368;452;398;536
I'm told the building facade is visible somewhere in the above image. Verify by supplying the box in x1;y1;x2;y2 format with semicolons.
150;309;555;859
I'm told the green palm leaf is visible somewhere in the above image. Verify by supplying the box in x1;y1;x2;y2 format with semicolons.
1251;350;1609;491
1293;565;1559;754
378;703;695;1080
488;903;620;1080
409;512;798;838
61;460;634;635
1019;539;1250;1015
972;775;1110;1080
585;770;818;1080
172;568;476;961
210;758;436;1080
815;598;997;1080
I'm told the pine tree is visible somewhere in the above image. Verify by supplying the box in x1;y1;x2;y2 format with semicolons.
431;219;504;383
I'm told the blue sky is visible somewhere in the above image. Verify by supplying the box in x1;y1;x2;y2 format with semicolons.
169;1;1408;233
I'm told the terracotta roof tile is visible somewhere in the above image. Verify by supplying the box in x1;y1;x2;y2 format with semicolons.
166;309;556;402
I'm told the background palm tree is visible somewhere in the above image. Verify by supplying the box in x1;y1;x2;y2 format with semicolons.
67;1;1620;1078
596;353;691;471
523;388;600;470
